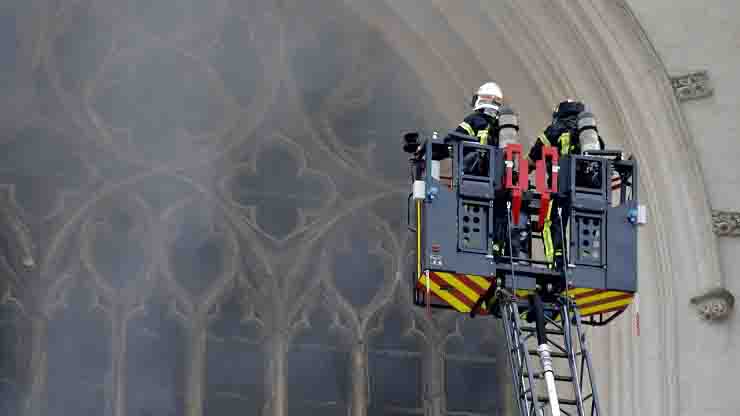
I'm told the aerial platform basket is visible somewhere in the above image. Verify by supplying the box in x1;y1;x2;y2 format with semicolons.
404;131;643;324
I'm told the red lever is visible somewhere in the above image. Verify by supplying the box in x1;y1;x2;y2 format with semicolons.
534;146;559;231
504;143;528;224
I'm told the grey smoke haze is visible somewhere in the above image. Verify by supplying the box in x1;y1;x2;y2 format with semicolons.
0;0;522;415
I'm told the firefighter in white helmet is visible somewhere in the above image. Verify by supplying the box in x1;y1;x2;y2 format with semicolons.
444;82;523;258
457;82;504;145
445;82;520;174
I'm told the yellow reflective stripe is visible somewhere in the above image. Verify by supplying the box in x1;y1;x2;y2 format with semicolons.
436;272;480;304
579;297;633;316
416;200;421;281
538;132;550;146
558;132;571;155
543;200;554;262
477;129;489;145
417;275;471;312
467;275;492;291
567;288;597;297
573;291;631;306
459;122;475;136
543;228;553;261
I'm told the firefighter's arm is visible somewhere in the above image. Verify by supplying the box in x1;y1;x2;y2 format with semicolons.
457;119;476;137
458;114;489;138
528;132;549;165
444;115;479;142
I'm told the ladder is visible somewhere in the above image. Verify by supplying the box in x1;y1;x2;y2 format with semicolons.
498;289;601;416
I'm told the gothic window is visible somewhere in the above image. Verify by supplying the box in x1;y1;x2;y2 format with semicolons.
225;137;335;244
288;301;350;416
44;280;109;416
125;297;186;416
0;126;91;221
367;297;424;416
89;45;232;165
287;0;441;185
0;301;21;416
0;1;597;415
81;196;154;292
445;317;511;415
327;212;395;309
205;287;266;416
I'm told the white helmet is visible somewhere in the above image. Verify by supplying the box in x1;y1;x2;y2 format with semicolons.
472;82;503;115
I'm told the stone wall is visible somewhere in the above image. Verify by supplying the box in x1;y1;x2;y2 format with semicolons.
625;2;740;415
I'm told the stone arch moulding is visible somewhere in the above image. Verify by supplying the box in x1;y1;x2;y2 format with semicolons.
538;3;723;416
347;1;722;416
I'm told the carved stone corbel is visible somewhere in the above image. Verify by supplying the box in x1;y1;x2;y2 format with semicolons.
670;70;713;102
690;287;735;321
712;210;740;237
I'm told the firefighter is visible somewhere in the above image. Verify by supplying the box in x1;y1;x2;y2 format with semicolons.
444;82;526;259
529;100;604;270
457;81;505;143
445;82;516;176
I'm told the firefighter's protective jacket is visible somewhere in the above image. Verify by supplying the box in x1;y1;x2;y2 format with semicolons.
528;116;604;162
451;111;501;146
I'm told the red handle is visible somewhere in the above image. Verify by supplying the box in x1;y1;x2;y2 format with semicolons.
504;144;528;224
535;146;559;230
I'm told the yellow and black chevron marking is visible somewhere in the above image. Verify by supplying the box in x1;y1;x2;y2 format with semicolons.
565;288;635;317
416;272;634;317
416;271;493;314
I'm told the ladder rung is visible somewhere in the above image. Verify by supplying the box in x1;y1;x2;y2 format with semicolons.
538;396;579;406
528;349;570;359
520;327;565;335
522;372;574;382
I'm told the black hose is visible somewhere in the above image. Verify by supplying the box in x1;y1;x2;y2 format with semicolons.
533;293;547;345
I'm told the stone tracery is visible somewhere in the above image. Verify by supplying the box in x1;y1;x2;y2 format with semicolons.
0;1;722;416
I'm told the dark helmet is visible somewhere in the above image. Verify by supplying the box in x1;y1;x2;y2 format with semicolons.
552;99;585;119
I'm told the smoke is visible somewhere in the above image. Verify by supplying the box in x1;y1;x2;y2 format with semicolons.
0;0;535;415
